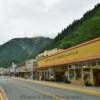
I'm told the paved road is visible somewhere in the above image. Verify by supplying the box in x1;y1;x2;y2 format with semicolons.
0;76;100;100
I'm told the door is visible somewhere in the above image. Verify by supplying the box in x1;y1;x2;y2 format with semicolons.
93;69;100;86
55;72;64;82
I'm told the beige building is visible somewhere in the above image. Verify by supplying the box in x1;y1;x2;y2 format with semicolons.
36;48;63;60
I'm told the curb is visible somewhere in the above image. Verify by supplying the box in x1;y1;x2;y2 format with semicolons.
13;77;100;97
31;81;100;96
0;92;3;100
0;86;9;100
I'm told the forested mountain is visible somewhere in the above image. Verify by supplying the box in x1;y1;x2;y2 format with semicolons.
0;4;100;68
0;37;52;67
45;4;100;49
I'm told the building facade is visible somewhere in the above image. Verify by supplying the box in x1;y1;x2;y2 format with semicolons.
36;37;100;86
0;68;7;75
13;59;37;79
36;48;63;60
25;59;37;79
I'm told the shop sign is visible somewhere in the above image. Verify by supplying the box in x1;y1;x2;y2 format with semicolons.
45;50;78;62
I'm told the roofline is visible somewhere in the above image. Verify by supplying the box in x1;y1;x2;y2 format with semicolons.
38;37;100;60
37;54;100;69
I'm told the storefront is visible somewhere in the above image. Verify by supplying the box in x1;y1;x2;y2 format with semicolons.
36;37;100;86
66;61;100;86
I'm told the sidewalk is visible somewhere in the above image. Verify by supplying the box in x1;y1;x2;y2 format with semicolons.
14;78;100;96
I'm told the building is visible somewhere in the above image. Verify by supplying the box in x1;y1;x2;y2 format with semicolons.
25;59;37;79
0;68;7;75
36;37;100;86
15;62;26;78
36;48;63;60
15;59;37;79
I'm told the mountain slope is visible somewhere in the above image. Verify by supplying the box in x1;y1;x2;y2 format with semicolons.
46;4;100;49
0;37;52;67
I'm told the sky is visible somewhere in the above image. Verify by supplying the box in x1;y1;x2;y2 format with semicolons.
0;0;99;45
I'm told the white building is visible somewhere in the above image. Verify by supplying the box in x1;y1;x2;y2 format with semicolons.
14;59;37;79
0;68;7;75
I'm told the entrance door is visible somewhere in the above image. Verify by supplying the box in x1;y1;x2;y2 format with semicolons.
93;69;100;86
55;72;64;82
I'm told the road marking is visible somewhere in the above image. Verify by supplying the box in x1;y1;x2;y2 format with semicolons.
16;81;66;100
32;81;100;96
0;85;9;100
13;77;100;97
0;93;3;100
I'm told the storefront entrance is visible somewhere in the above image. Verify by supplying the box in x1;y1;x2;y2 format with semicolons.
55;72;64;82
93;69;100;86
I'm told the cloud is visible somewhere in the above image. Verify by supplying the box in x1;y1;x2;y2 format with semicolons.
42;0;61;11
0;0;99;44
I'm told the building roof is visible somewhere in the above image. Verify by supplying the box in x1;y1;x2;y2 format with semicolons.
38;37;100;60
37;37;100;69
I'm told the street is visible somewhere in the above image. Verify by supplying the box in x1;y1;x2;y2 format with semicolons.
0;76;100;100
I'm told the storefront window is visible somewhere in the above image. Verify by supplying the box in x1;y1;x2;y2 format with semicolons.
70;64;79;69
76;69;81;79
83;62;89;68
69;69;74;79
97;60;100;66
92;61;96;66
68;65;71;68
79;63;82;68
83;69;90;82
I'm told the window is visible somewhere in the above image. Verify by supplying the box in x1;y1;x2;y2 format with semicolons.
69;69;74;79
97;60;100;66
79;63;82;68
88;62;92;66
91;61;96;66
68;65;71;68
71;64;79;69
83;62;89;68
74;64;79;68
76;69;81;79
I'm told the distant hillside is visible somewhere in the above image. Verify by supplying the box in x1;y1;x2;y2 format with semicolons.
46;4;100;50
0;37;52;67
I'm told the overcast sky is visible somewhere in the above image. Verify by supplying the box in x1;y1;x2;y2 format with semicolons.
0;0;99;45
